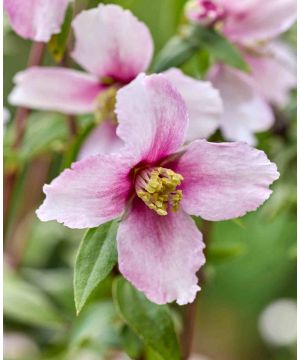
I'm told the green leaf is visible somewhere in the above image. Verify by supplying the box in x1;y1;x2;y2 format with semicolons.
196;48;212;77
4;269;63;329
4;112;68;171
113;277;181;360
121;325;144;359
181;49;211;79
20;112;68;161
23;268;75;315
206;244;247;264
70;301;121;352
74;220;119;314
151;35;198;72
146;347;164;360
152;25;249;73
48;4;73;63
191;26;249;72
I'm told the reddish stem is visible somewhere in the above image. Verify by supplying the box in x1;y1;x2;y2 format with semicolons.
67;115;78;138
4;42;45;232
3;171;17;230
181;298;198;360
13;42;45;148
180;220;212;359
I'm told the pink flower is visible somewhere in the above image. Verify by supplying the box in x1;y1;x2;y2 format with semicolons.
188;0;296;143
185;0;296;46
9;4;222;156
36;74;279;305
220;0;296;46
4;0;69;42
208;43;296;144
208;65;274;145
245;42;296;108
79;67;222;159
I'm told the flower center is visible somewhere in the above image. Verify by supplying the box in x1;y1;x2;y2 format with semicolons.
95;86;118;124
135;167;184;216
185;0;225;26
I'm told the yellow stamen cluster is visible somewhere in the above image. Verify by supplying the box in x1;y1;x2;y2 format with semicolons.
95;86;117;124
136;167;184;216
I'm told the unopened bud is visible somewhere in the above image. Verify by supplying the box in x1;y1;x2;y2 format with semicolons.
185;0;225;27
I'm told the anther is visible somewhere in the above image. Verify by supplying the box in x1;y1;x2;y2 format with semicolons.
135;167;184;216
95;86;118;123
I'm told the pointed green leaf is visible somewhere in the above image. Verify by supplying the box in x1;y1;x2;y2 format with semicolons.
191;26;249;72
151;36;198;72
21;112;68;161
74;220;119;314
113;277;181;360
152;25;249;73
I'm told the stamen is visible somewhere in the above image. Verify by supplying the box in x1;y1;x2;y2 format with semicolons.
95;86;118;123
135;167;184;216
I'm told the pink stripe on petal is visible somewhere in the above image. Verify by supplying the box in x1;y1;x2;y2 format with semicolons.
37;153;135;229
116;74;188;163
72;4;153;81
4;0;69;42
118;201;205;305
9;67;103;114
175;140;279;221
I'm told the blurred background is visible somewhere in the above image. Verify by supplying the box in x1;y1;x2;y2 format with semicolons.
3;1;296;359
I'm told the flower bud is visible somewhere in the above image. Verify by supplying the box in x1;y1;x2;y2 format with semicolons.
185;0;225;27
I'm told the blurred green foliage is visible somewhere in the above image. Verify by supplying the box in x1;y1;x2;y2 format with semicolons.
4;1;296;360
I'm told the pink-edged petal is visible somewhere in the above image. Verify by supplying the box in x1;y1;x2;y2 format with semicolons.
163;68;222;141
246;42;296;107
117;201;205;305
174;140;279;221
222;0;297;44
116;74;188;163
71;4;153;82
208;65;274;145
9;67;102;114
4;0;69;42
36;153;135;229
78;121;124;160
